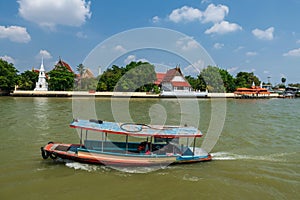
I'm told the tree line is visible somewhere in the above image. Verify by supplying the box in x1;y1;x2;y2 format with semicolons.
0;58;297;93
185;66;260;92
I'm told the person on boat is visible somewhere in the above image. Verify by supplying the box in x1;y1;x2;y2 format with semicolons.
137;141;151;153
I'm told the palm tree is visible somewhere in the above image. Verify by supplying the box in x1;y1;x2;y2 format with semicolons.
281;77;286;86
76;64;86;89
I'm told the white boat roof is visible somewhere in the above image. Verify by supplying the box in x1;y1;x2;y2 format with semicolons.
70;119;202;138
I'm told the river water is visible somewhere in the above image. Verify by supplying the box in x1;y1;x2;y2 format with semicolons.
0;97;299;199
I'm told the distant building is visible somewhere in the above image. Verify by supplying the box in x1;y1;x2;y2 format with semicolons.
54;58;74;73
34;58;48;91
156;66;191;92
262;83;273;92
81;68;95;79
234;82;271;98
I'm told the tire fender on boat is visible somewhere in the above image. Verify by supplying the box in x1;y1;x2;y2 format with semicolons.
41;147;49;159
49;152;58;160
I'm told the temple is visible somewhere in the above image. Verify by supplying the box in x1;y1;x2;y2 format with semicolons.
234;82;271;98
54;57;74;73
156;66;191;92
34;58;48;91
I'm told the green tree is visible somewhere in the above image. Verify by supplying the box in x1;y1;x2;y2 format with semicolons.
185;75;197;89
81;77;98;91
115;62;156;92
17;70;38;90
281;77;286;85
219;68;236;92
199;66;225;92
97;61;156;92
0;59;18;91
288;83;300;88
76;63;86;90
235;72;260;88
48;65;75;91
97;65;124;91
185;75;206;91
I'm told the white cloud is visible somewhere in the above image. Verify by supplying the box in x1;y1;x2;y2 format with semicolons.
152;16;161;23
202;4;229;23
37;50;52;59
227;67;238;74
114;45;126;53
0;55;15;64
176;36;199;51
168;3;229;24
246;51;257;56
252;27;274;40
124;55;135;64
283;48;300;57
205;21;242;34
0;25;31;43
168;6;202;23
124;55;149;65
18;0;91;29
234;46;244;52
167;4;242;35
213;42;224;49
201;0;211;4
76;31;87;39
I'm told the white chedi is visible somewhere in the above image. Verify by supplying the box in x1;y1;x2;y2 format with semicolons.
34;58;48;91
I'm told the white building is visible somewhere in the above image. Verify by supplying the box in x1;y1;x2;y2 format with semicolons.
160;66;192;92
34;58;48;91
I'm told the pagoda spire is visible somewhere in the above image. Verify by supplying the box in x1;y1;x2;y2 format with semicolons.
40;56;45;71
34;57;48;91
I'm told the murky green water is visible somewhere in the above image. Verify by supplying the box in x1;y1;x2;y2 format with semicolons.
0;97;299;199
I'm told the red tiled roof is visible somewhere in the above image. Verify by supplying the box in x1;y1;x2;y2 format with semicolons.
55;59;73;73
171;81;191;87
32;69;39;73
154;73;166;85
162;67;182;82
155;67;191;88
234;86;270;94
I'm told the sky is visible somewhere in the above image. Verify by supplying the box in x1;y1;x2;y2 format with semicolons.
0;0;300;84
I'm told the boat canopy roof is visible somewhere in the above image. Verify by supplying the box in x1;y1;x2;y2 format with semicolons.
70;119;203;138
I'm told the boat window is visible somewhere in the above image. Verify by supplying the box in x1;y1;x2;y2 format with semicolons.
154;137;179;144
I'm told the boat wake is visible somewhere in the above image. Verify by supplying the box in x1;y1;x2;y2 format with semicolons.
63;160;168;173
111;166;169;174
211;151;290;162
65;162;100;172
62;152;290;173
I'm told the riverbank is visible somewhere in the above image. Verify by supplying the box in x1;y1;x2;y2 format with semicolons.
10;90;280;98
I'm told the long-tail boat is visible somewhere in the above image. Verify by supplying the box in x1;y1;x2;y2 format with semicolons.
41;119;211;167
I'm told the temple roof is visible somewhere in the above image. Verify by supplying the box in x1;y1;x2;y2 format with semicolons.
162;67;191;88
162;67;183;82
54;58;73;73
154;73;166;85
154;67;191;88
81;68;95;78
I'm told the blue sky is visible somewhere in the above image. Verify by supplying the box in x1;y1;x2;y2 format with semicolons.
0;0;300;84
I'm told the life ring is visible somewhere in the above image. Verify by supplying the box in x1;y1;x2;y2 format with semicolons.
40;147;49;159
49;152;58;159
